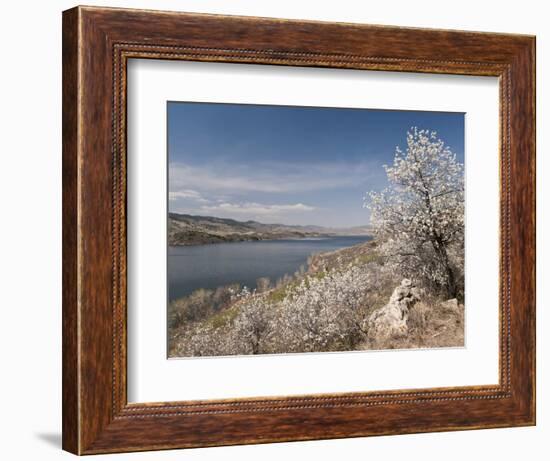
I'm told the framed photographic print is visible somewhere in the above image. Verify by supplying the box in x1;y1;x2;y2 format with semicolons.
62;6;535;455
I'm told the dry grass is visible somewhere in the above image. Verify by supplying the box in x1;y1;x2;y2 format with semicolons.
363;301;464;351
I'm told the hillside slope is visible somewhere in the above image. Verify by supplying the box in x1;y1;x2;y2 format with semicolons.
168;238;464;357
168;213;371;245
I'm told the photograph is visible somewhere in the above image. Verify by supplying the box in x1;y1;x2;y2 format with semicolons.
167;102;466;358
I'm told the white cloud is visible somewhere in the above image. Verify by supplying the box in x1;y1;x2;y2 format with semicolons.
168;189;209;202
169;160;378;195
201;202;315;217
167;160;382;225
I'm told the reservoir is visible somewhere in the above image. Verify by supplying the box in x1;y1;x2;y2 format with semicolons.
168;235;372;302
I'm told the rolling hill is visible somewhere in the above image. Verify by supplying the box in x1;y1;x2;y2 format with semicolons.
168;213;372;245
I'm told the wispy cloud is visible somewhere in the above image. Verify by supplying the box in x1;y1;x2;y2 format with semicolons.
168;160;383;225
168;189;209;202
169;160;379;195
200;202;315;217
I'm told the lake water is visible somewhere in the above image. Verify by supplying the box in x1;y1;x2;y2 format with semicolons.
168;236;372;302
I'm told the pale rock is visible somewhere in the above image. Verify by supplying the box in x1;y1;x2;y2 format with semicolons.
440;298;459;312
367;279;421;339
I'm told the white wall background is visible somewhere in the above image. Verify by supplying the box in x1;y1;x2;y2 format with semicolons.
0;1;546;459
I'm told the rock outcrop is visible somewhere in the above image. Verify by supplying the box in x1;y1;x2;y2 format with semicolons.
440;298;459;312
367;279;421;339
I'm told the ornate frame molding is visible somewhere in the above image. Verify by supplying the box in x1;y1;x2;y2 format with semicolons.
63;6;535;454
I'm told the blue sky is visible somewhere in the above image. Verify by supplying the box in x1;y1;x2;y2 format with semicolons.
168;102;464;228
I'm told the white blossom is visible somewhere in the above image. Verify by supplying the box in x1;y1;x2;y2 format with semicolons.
365;128;464;296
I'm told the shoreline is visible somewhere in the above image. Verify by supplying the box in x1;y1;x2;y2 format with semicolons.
168;233;372;248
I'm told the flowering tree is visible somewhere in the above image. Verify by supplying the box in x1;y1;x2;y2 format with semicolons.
365;128;464;297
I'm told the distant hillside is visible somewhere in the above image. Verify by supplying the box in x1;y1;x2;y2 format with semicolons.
168;213;372;246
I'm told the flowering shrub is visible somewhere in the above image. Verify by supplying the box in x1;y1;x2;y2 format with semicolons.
170;260;381;356
232;288;275;354
270;265;371;352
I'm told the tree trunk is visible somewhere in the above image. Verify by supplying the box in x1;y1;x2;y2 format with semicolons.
432;238;457;298
251;340;259;355
443;254;456;298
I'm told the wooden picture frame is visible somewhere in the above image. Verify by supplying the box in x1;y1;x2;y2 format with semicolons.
62;5;535;455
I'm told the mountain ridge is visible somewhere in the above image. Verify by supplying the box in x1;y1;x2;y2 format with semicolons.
168;212;372;246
